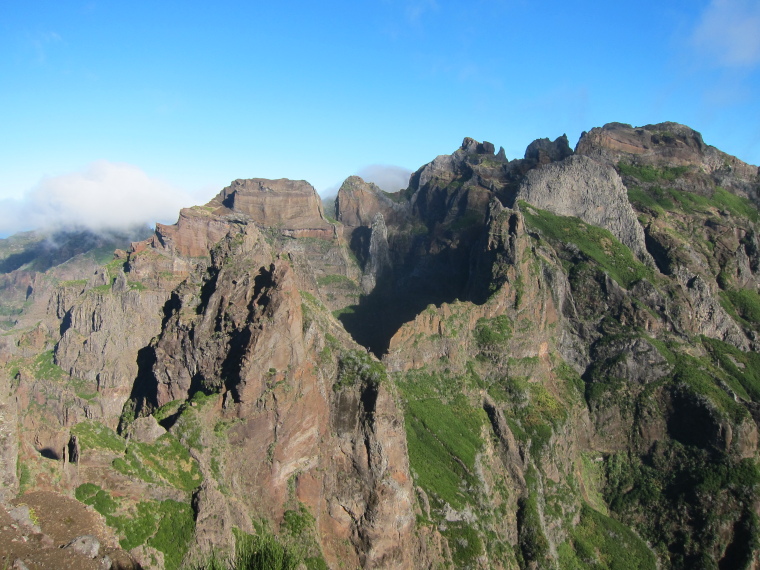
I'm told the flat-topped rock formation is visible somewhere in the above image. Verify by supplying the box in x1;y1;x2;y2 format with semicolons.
208;178;335;238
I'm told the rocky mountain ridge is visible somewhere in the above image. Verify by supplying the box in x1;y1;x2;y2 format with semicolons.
0;121;759;569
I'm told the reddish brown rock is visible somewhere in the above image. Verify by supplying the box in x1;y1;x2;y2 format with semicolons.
576;121;759;186
154;207;235;258
209;178;334;239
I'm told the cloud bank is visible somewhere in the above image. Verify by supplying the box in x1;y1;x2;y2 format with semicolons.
355;164;413;193
692;0;760;67
0;161;197;237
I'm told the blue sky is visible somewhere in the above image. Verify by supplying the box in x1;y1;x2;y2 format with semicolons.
1;0;759;235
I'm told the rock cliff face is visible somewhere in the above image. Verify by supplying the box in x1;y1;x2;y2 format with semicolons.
0;122;759;570
576;122;759;195
517;155;651;261
209;178;335;239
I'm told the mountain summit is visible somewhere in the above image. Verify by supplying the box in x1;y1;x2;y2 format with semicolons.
0;122;759;569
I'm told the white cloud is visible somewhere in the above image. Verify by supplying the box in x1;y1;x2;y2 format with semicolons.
692;0;760;67
0;161;197;236
355;164;414;193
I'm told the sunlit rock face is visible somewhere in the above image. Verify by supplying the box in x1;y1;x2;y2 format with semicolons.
1;121;760;569
209;178;335;239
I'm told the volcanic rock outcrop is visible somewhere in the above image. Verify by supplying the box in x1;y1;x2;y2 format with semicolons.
0;121;759;570
209;178;335;239
517;154;651;261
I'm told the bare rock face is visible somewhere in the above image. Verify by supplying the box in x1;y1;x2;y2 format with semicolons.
146;225;306;408
588;336;672;386
126;415;166;444
120;200;422;567
360;213;392;293
576;121;709;165
209;178;334;238
524;134;573;165
190;480;248;560
408;137;501;227
461;136;495;155
326;381;417;568
153;207;236;258
335;175;410;286
576;121;760;196
0;370;18;502
7;504;41;533
129;545;163;570
335;176;393;231
517;154;652;263
52;278;170;428
674;270;749;350
517;155;627;241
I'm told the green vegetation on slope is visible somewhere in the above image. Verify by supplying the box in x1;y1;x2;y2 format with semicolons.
279;505;329;570
185;528;303;570
620;158;759;223
671;353;748;425
519;202;652;288
404;394;485;510
334;349;386;390
617;163;691;184
111;432;203;492
397;367;496;567
315;274;358;289
76;484;195;570
720;288;760;330
71;421;126;453
485;359;573;456
21;350;98;401
604;443;760;568
558;504;656;569
701;336;760;402
628;184;759;222
71;419;202;567
33;350;66;382
473;314;512;359
517;486;551;566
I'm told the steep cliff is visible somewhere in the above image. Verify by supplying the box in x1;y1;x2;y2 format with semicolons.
0;122;758;570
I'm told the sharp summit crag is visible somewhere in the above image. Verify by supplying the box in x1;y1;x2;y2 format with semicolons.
1;122;759;569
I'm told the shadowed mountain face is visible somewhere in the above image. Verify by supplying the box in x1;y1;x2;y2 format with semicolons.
0;227;152;331
0;227;153;274
0;122;759;570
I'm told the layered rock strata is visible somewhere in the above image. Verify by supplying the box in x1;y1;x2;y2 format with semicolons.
0;121;758;570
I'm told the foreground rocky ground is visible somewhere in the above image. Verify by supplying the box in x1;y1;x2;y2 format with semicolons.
0;491;137;569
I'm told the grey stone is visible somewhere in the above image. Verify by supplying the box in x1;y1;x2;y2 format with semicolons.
128;415;166;444
361;213;391;294
517;154;653;265
524;134;573;163
7;505;40;533
64;534;101;558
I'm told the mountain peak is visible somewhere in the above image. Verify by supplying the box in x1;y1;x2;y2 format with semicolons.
207;178;331;230
460;137;496;155
2;121;760;570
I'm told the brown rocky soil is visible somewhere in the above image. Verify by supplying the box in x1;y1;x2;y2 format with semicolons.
0;491;138;570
